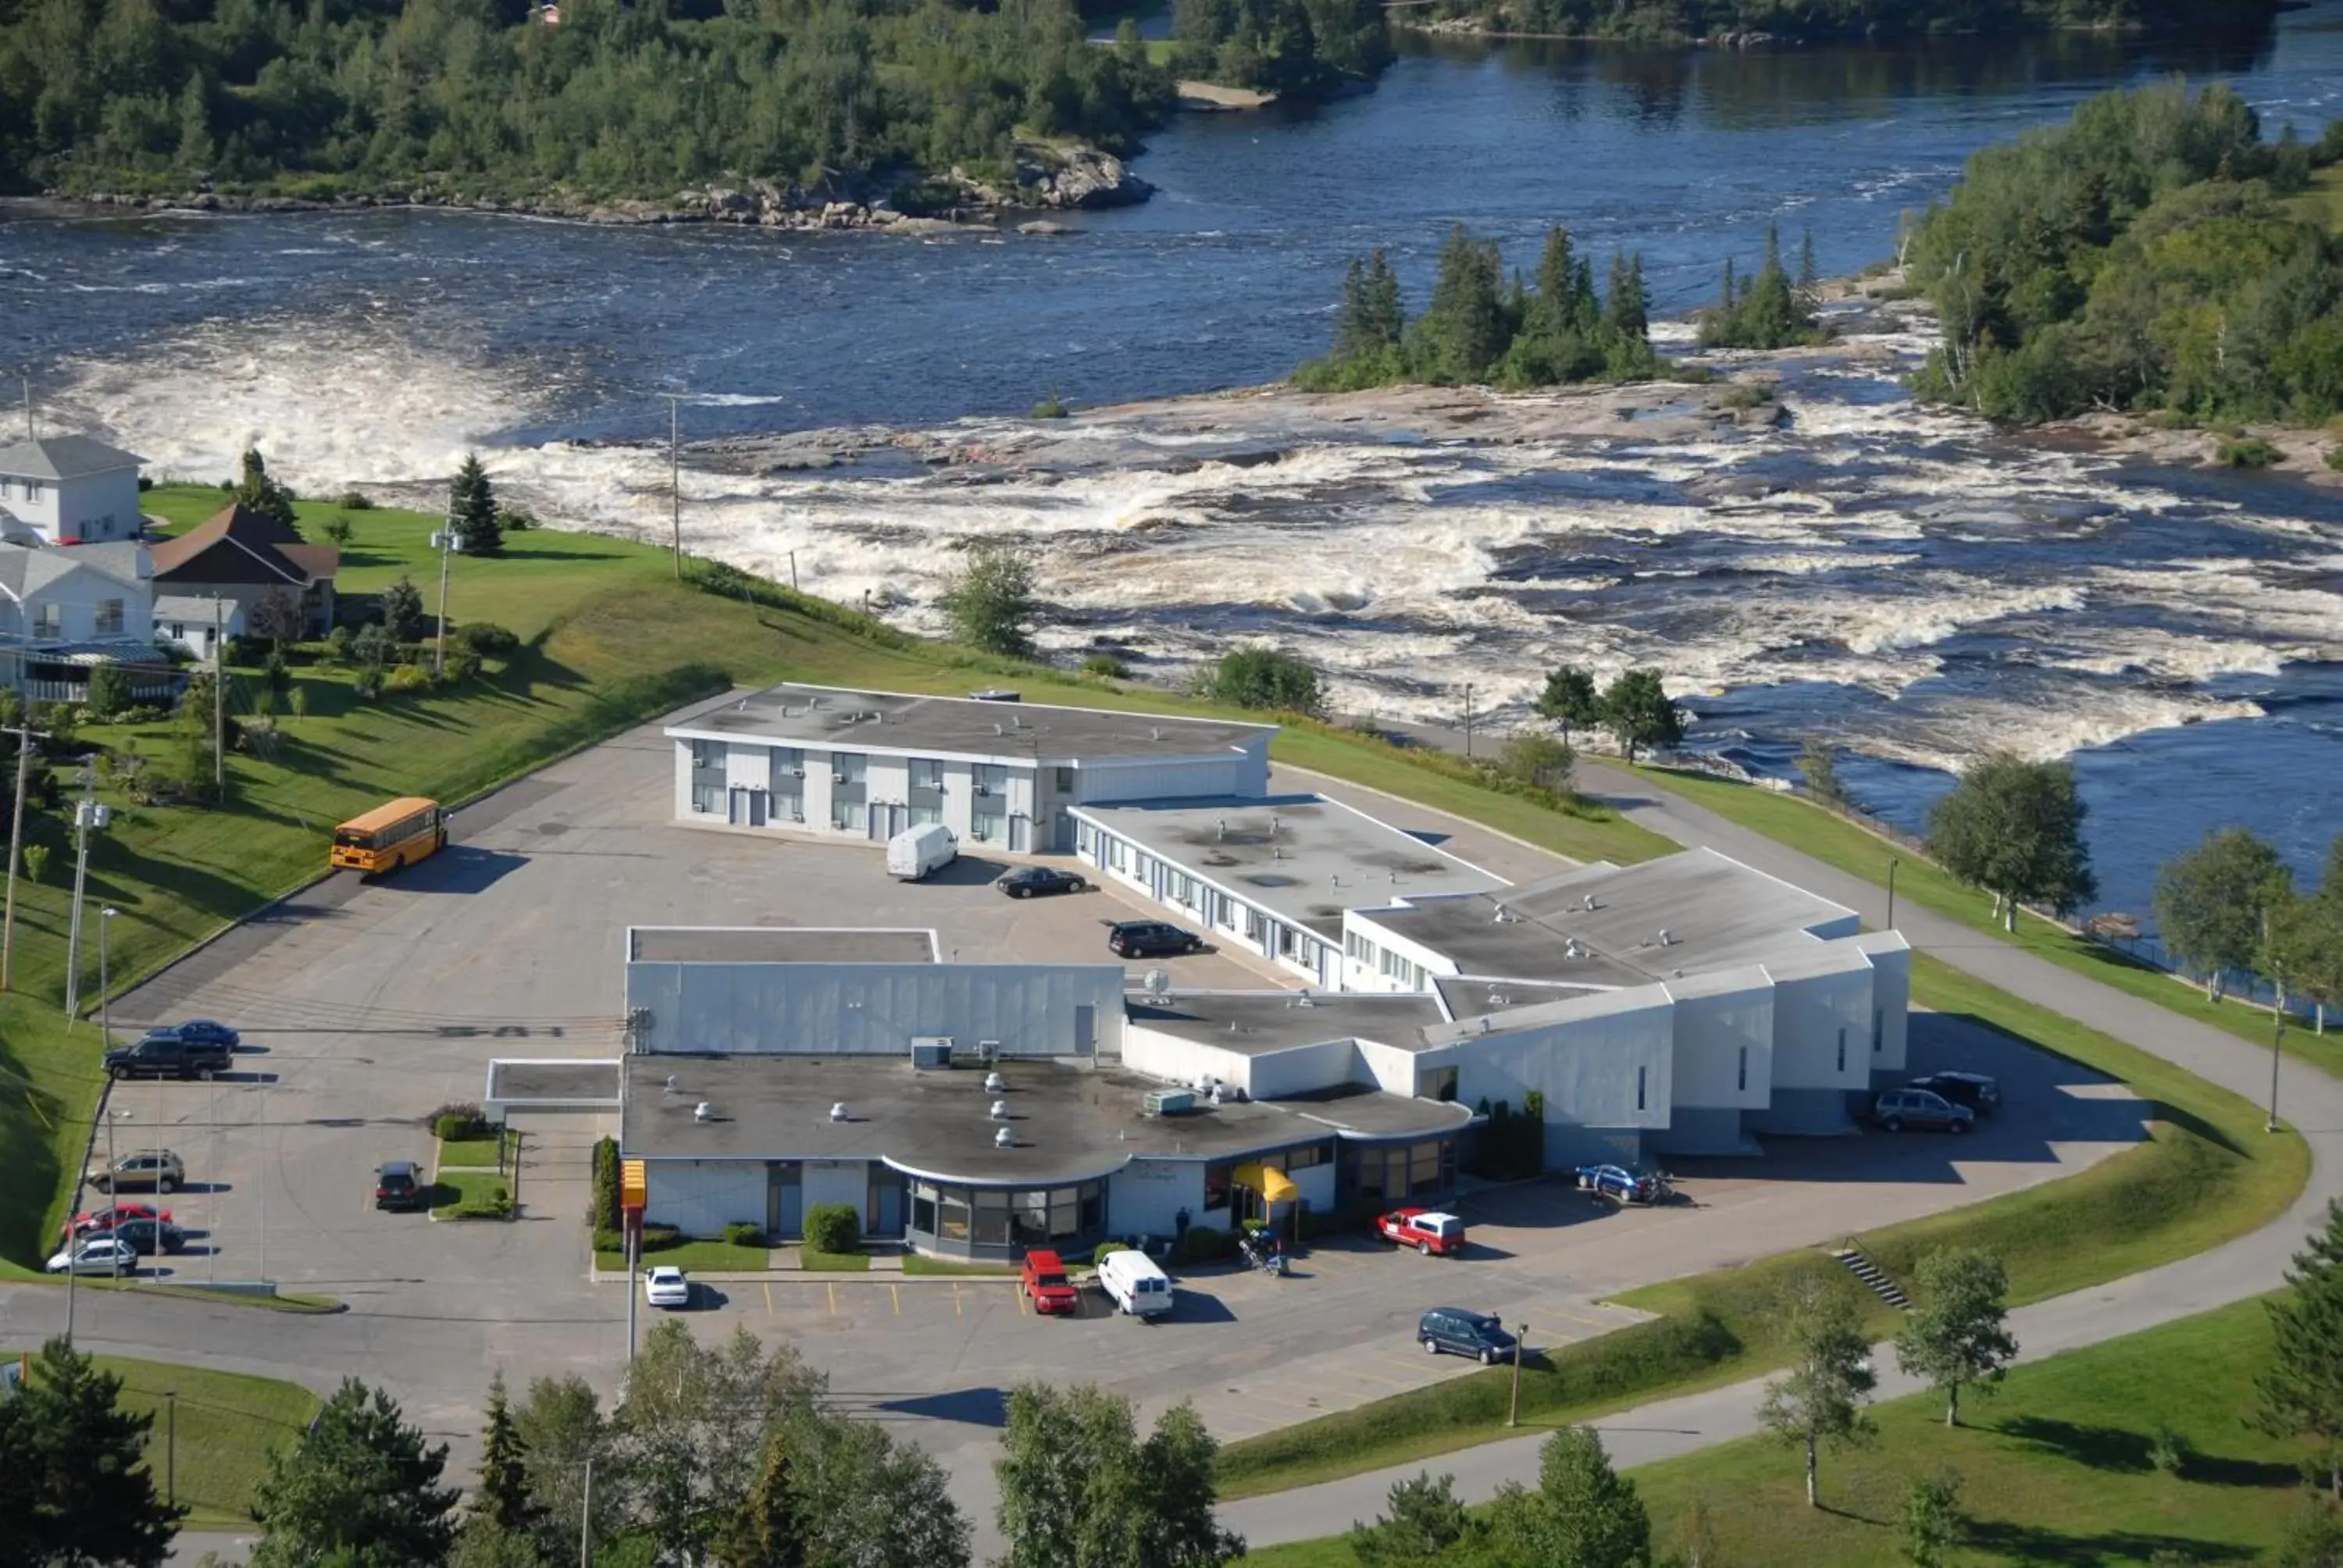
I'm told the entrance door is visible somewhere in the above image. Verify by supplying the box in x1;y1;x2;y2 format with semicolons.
867;802;905;840
768;1163;803;1238
747;790;768;827
867;1171;906;1238
1051;808;1072;851
1008;814;1029;853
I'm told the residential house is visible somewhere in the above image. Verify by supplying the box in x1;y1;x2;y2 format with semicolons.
149;502;339;654
0;540;176;703
0;435;148;545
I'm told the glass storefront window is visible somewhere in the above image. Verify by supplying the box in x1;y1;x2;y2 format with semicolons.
1012;1190;1050;1245
939;1192;970;1242
974;1190;1010;1245
908;1178;1110;1252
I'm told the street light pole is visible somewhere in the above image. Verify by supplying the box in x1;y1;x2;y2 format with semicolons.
0;718;52;991
1463;683;1476;761
164;1390;177;1506
1507;1322;1527;1427
1886;857;1899;932
98;907;116;1045
433;521;455;679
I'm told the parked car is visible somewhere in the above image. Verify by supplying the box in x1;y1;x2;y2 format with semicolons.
644;1266;691;1309
374;1160;426;1211
1575;1164;1672;1206
45;1237;136;1276
1905;1071;2002;1115
103;1033;231;1081
108;1218;187;1256
998;866;1086;900
64;1203;172;1238
1376;1208;1467;1256
1870;1087;1975;1135
1418;1307;1517;1364
886;824;958;882
1096;1248;1175;1318
1107;921;1202;960
1021;1249;1080;1314
163;1020;241;1050
86;1149;186;1193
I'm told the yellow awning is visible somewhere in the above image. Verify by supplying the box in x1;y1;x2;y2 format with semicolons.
621;1158;647;1213
1232;1163;1300;1203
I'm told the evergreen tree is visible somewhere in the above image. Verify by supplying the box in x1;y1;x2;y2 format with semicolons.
1893;1249;2018;1427
1799;226;1820;294
475;1372;539;1536
1361;249;1404;350
234;447;298;529
2259;1198;2343;1499
1534;663;1601;747
251;1378;460;1568
1410;224;1507;384
1346;1471;1471;1566
380;576;426;644
451;453;504;557
0;1338;182;1567
719;1429;808;1568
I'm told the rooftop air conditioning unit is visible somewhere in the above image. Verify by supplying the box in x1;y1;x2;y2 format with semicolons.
990;1099;1010;1120
1657;928;1675;946
829;1102;850;1121
1143;1088;1198;1117
911;1035;954;1069
994;1126;1016;1148
983;1071;1006;1092
694;1101;715;1122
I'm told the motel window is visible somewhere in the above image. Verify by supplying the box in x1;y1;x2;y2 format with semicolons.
1079;821;1098;856
973;764;1007;797
1836;1027;1847;1073
972;806;1005;843
1055;768;1075;793
913;1187;937;1235
1636;1065;1647;1112
1107;836;1128;871
972;1189;1010;1245
909;757;944;791
769;749;804;794
834;753;867;785
690;738;723;771
831;794;858;831
1737;1046;1748;1093
690;782;722;814
1203;1162;1232;1210
30;604;60;639
910;802;942;828
938;1190;970;1242
94;599;123;636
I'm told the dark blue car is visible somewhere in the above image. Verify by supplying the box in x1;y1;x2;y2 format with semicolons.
1418;1308;1517;1364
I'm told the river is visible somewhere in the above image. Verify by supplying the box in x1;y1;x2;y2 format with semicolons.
3;9;2341;923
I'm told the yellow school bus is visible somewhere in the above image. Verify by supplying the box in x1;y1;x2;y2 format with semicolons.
330;796;448;875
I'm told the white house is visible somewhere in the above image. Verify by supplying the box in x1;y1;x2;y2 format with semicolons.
0;540;172;703
0;436;147;546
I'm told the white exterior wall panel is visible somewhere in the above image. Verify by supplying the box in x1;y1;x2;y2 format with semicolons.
644;1158;769;1238
1767;963;1877;1092
1452;995;1674;1166
1123;1025;1259;1096
1111;1157;1204;1238
1858;936;1911;1073
800;1159;867;1216
1667;971;1774;1111
1245;1038;1362;1101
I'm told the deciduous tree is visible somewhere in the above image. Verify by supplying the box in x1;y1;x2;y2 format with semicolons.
1479;1426;1649;1568
2259;1199;2343;1499
996;1384;1242;1568
2154;826;2287;1000
1533;663;1600;747
939;540;1037;657
250;1377;459;1568
1758;1285;1877;1508
1893;1249;2017;1427
233;447;298;529
1599;668;1681;763
1899;1468;1966;1567
1204;646;1322;715
1925;751;2096;928
250;586;306;649
1496;732;1574;795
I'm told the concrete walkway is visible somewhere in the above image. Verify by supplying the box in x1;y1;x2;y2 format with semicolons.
1220;757;2343;1549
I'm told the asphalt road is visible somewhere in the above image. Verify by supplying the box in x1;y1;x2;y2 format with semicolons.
1219;757;2343;1550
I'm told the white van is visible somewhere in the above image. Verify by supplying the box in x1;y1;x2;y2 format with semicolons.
1096;1249;1174;1319
886;823;958;881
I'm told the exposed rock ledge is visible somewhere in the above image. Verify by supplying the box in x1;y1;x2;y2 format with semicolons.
48;140;1152;231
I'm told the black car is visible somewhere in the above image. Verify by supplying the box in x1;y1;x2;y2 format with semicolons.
1905;1071;2002;1115
108;1218;188;1256
166;1019;241;1050
375;1160;426;1212
1418;1308;1518;1364
1107;920;1202;959
104;1034;232;1081
999;867;1087;900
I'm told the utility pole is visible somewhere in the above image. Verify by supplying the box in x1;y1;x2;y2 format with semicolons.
666;395;683;581
20;377;31;440
211;596;225;795
97;907;114;1044
2265;903;2286;1135
1462;683;1476;761
1507;1322;1526;1426
433;520;455;678
580;1457;594;1568
1885;857;1900;932
0;718;51;992
64;763;105;1018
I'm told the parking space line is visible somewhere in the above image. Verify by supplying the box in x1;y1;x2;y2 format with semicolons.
1014;1282;1027;1316
890;1282;900;1316
826;1281;837;1317
764;1282;773;1315
952;1284;964;1318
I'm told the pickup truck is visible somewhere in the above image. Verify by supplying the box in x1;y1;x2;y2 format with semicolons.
1376;1207;1467;1256
103;1032;233;1081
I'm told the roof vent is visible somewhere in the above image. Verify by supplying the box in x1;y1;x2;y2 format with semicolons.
829;1102;850;1121
990;1099;1010;1120
1270;814;1281;836
1564;938;1588;960
1150;726;1161;742
1478;1017;1494;1034
663;1074;679;1095
1271;843;1283;861
1488;989;1509;1008
1658;928;1675;946
1490;903;1512;924
1216;818;1226;840
694;1101;715;1122
1296;989;1315;1008
1583;893;1599;911
994;1126;1016;1149
983;1071;1006;1092
993;722;1005;736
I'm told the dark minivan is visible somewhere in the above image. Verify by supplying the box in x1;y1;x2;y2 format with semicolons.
1418;1308;1517;1364
1107;920;1203;959
374;1160;426;1211
1904;1071;2002;1116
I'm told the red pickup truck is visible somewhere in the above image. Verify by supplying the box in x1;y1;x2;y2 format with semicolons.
1022;1249;1079;1315
1377;1208;1467;1256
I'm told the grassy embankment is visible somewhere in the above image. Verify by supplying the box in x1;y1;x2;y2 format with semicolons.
0;486;1666;1276
1627;762;2343;1077
1212;951;2306;1499
1237;1296;2313;1568
0;1351;320;1530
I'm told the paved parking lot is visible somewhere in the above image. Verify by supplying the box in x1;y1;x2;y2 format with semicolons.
82;709;2147;1488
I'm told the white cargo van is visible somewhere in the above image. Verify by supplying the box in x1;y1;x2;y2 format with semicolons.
886;823;958;881
1096;1249;1174;1319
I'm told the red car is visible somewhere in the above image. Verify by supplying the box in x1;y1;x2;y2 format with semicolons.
1022;1249;1079;1315
65;1203;172;1238
1376;1208;1467;1256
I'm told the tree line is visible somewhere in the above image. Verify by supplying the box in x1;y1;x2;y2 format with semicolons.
2153;825;2343;1023
1168;0;1391;97
1906;80;2343;427
0;0;1175;201
1393;0;2274;46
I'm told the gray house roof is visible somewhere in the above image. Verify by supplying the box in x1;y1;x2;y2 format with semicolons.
0;541;148;602
0;436;147;481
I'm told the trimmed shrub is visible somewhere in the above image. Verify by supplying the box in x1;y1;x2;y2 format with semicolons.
724;1222;767;1248
590;1136;620;1233
804;1201;861;1255
448;1182;512;1220
433;1103;490;1141
459;622;522;657
1173;1224;1229;1265
384;663;433;694
1082;652;1129;679
1089;1241;1130;1266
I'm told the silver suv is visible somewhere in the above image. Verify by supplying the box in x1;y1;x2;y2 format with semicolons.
87;1149;186;1192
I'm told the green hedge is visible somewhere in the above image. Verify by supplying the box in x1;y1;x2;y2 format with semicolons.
804;1202;861;1255
590;1136;619;1234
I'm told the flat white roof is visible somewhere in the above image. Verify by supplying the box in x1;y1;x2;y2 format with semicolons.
627;926;940;964
666;683;1272;765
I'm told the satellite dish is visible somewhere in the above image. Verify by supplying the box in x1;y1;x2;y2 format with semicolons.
1143;968;1172;999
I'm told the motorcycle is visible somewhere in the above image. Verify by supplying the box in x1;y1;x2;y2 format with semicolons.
1238;1231;1289;1277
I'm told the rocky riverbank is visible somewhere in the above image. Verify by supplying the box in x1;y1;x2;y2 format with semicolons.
45;140;1152;232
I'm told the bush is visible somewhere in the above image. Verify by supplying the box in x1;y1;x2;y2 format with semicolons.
1032;387;1069;419
85;661;133;720
337;490;375;510
220;635;266;667
22;844;49;886
2327;444;2343;472
2218;437;2279;469
804;1201;861;1254
351;664;386;701
448;1182;512;1220
323;625;355;665
2147;1420;2195;1476
1717;380;1772;410
383;664;433;694
1089;1241;1130;1265
1173;1224;1229;1264
1082;652;1129;679
458;622;521;657
591;1135;620;1232
724;1222;767;1248
438;651;482;686
433;1103;490;1141
1201;646;1324;715
499;505;537;533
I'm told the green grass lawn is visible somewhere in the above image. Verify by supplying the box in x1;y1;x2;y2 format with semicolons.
435;1133;506;1170
0;998;109;1278
1629;764;2343;1078
1214;953;2307;1499
1;1350;320;1529
797;1246;872;1272
1237;1297;2316;1568
594;1239;773;1273
427;1169;511;1218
